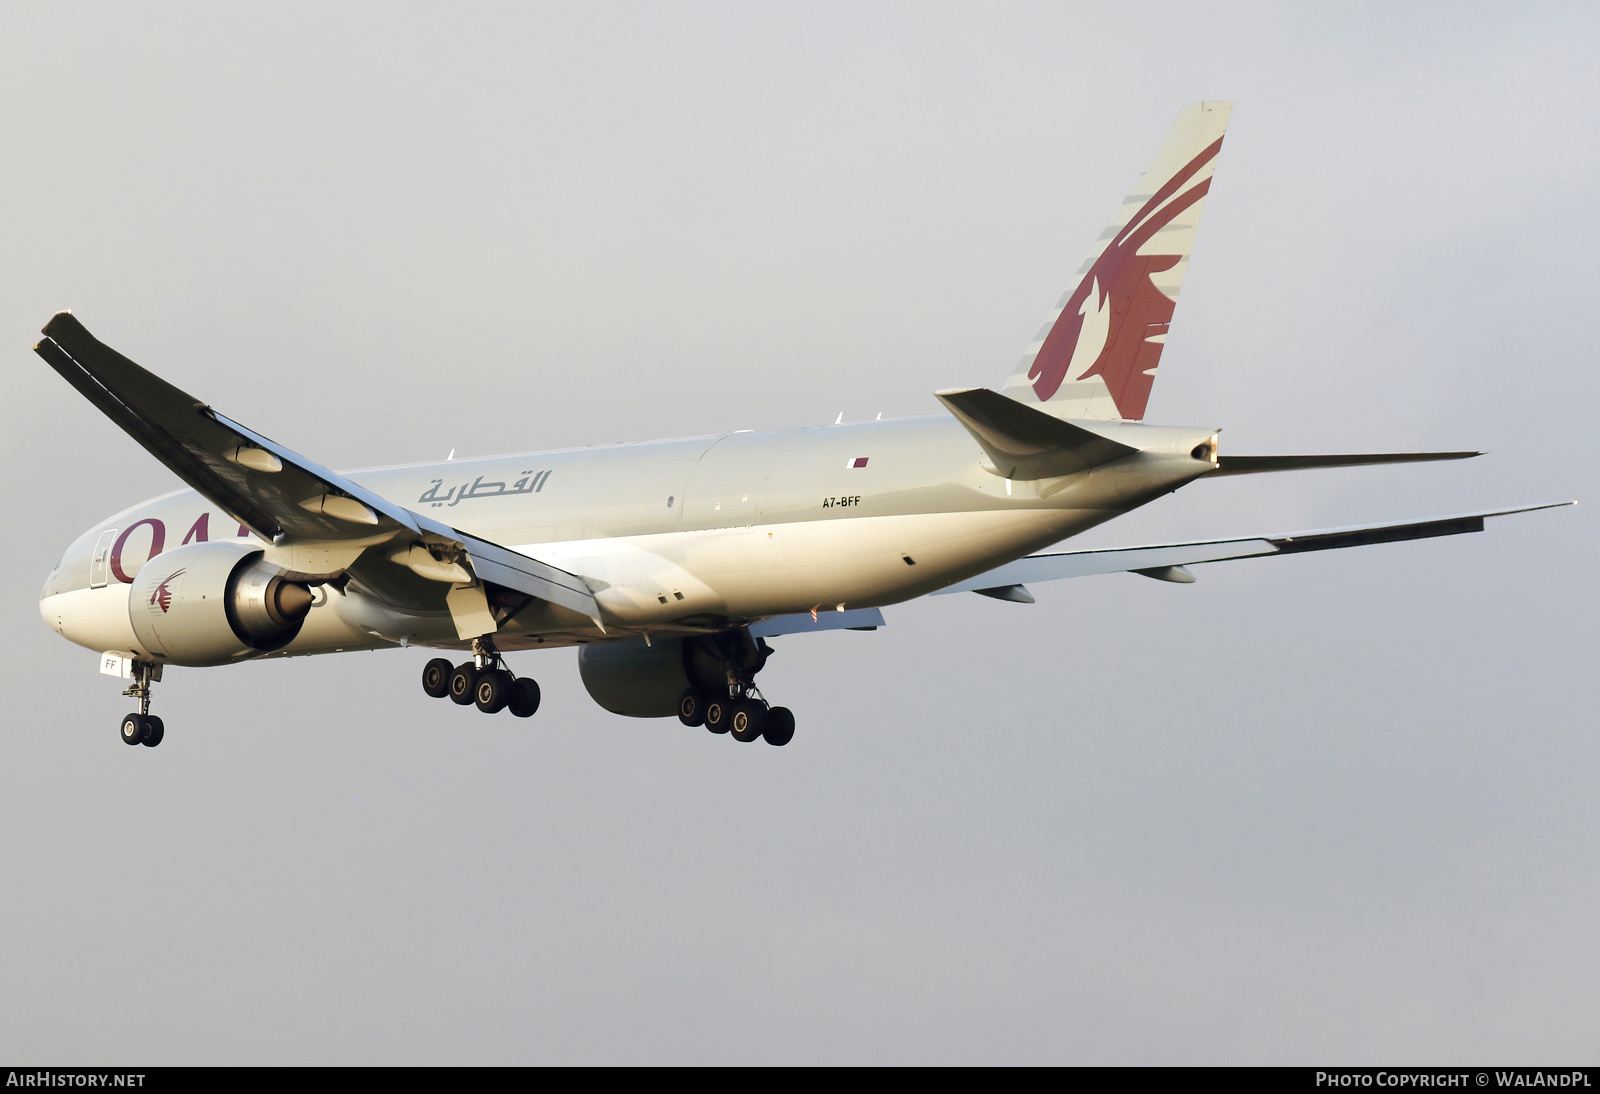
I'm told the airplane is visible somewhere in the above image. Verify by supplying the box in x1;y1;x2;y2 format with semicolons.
33;102;1572;750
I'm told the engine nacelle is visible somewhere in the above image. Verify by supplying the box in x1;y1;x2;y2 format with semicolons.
579;637;696;717
578;631;771;718
128;542;315;667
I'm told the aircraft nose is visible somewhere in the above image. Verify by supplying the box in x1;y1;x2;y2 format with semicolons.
39;581;139;652
39;591;65;635
40;562;62;614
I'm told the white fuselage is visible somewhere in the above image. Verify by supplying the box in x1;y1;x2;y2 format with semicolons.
41;414;1218;660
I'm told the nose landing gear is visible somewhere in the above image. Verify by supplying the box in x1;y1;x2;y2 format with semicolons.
421;637;540;718
118;660;165;747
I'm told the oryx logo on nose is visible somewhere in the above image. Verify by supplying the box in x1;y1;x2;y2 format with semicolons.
150;568;186;613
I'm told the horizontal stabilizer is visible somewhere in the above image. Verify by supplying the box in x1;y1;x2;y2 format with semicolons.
35;313;599;622
933;502;1574;595
1212;452;1480;476
935;387;1138;479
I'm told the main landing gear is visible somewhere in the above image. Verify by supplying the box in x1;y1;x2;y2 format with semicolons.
119;660;165;748
674;628;796;746
421;637;540;717
678;687;796;746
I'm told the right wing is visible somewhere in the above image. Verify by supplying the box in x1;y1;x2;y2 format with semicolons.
751;608;886;637
34;312;600;623
934;502;1576;597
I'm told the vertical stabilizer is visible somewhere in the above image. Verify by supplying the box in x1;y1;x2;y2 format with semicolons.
1000;102;1232;421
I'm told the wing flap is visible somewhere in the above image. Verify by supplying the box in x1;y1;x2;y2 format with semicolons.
452;532;601;621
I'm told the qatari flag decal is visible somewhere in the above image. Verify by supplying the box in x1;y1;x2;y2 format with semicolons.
846;457;869;469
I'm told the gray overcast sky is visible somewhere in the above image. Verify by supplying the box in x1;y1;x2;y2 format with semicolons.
1;0;1596;1064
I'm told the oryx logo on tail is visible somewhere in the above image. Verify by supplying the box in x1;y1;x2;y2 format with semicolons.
1029;136;1222;416
1005;102;1232;421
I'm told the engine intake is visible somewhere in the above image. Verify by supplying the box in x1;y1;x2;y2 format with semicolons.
128;542;316;666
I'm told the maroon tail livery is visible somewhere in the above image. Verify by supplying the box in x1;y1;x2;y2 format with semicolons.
1002;103;1232;421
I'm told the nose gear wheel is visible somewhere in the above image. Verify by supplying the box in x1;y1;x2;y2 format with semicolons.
117;661;166;748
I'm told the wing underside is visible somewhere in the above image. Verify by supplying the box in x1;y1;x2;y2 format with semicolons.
35;312;599;623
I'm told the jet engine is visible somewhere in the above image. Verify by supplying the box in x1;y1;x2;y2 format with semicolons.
127;542;316;666
579;637;698;717
578;631;772;717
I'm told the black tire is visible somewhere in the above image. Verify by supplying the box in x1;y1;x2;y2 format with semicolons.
141;715;165;748
508;677;541;718
120;713;146;746
421;657;453;698
729;700;767;743
703;696;730;734
475;668;513;714
676;688;707;727
448;662;478;705
763;707;795;747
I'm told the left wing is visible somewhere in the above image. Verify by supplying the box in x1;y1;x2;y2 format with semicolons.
934;502;1575;598
34;312;599;623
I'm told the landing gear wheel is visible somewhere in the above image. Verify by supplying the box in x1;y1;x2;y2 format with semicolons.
676;688;708;727
141;715;165;748
508;677;541;718
120;713;147;746
421;657;453;698
762;707;795;747
704;696;731;734
729;700;767;743
475;668;513;714
448;662;478;706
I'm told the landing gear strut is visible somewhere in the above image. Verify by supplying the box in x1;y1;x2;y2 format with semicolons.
119;660;165;747
421;636;540;718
